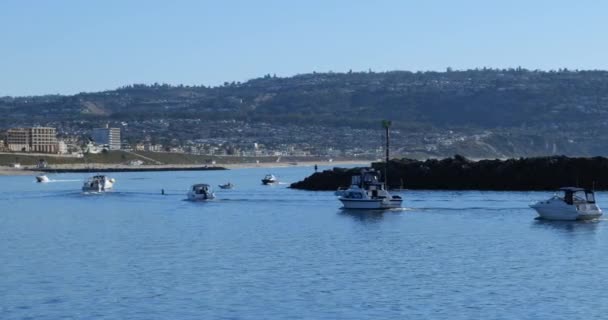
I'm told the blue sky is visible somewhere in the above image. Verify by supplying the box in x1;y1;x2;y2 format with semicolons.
0;0;606;96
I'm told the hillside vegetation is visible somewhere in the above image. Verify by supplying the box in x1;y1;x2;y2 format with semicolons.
2;69;608;157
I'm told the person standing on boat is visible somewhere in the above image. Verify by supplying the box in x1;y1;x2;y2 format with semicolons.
314;164;318;172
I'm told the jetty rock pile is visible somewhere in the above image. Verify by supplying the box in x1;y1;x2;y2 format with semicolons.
289;167;367;191
290;155;608;191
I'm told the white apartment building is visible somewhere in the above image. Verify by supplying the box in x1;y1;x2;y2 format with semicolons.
91;126;121;150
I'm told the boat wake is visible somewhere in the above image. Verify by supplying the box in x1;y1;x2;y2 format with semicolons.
413;206;525;212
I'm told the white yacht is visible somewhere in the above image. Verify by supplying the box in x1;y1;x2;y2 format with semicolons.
187;184;216;201
261;174;278;185
338;169;402;209
530;187;602;220
82;175;115;192
36;175;50;183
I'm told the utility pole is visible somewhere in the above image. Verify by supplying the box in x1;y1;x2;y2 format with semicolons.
381;120;391;185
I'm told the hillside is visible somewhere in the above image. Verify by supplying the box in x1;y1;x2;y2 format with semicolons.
3;69;608;157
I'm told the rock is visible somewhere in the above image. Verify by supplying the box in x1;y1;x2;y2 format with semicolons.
290;155;608;191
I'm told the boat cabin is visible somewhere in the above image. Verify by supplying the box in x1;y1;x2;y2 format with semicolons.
192;184;212;194
351;169;385;190
559;187;596;205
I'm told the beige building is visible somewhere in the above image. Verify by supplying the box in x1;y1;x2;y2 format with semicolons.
7;127;58;153
7;128;31;152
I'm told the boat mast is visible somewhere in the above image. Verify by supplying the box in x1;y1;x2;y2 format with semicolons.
381;120;391;185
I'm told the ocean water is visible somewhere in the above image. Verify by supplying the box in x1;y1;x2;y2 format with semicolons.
1;165;608;319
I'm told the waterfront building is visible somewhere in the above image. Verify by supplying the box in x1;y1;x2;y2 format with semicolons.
91;126;121;150
57;140;68;154
31;127;58;153
7;127;58;153
7;128;30;152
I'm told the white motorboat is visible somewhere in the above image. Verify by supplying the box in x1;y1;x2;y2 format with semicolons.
530;187;602;221
82;175;115;192
218;182;234;189
338;169;402;209
262;174;278;185
36;175;50;183
187;184;216;201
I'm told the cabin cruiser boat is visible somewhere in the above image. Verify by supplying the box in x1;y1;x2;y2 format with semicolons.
262;174;278;185
338;169;402;209
36;175;50;183
530;187;602;220
218;182;234;189
82;175;115;192
187;184;216;201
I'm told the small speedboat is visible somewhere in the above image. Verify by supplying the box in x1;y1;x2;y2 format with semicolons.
530;187;602;221
187;184;216;201
261;174;278;185
82;175;115;192
218;182;234;189
36;175;50;183
338;169;402;209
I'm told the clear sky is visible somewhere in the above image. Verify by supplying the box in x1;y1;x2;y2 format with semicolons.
0;0;606;96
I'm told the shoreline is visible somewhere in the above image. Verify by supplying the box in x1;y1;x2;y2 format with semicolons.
222;160;369;169
0;160;370;176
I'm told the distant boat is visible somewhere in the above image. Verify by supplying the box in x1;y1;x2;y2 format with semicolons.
530;187;602;220
261;174;278;185
187;184;216;201
218;182;234;189
338;169;402;210
36;175;50;183
82;175;115;192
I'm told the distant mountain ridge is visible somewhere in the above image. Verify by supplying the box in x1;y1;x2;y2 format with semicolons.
3;69;608;127
2;69;608;157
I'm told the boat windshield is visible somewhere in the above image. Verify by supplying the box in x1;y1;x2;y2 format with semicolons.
344;191;363;199
362;173;380;184
194;186;209;194
586;191;596;203
564;190;592;204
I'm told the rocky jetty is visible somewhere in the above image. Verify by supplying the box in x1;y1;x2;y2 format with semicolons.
290;155;608;191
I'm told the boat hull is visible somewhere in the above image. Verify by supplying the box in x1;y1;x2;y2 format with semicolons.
82;181;114;192
530;203;602;221
187;192;216;201
340;198;402;210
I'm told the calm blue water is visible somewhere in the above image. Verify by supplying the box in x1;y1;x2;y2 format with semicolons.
1;165;608;319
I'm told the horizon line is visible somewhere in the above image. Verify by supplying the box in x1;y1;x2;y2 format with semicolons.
3;66;607;98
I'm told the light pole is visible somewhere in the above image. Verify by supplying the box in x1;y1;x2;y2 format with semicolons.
381;120;391;185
